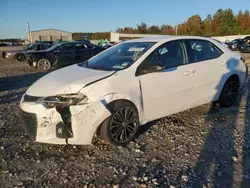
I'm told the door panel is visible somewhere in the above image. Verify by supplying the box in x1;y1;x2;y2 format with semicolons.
54;43;75;67
75;44;94;63
81;49;93;62
190;57;226;103
186;39;226;103
137;40;199;121
139;64;198;121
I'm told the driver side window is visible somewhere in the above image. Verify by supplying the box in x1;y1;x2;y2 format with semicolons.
138;40;187;74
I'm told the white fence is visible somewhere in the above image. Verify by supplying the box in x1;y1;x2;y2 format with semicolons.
110;32;250;43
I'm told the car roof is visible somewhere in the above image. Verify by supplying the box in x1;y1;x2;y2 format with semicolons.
124;35;218;43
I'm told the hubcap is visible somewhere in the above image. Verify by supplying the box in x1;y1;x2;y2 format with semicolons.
17;55;24;61
39;60;50;70
223;81;239;105
109;107;138;143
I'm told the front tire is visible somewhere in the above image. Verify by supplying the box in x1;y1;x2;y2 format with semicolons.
99;101;139;146
218;77;239;107
16;54;25;61
37;58;52;70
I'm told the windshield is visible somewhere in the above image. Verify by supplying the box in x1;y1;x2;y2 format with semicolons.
46;44;61;51
78;42;155;70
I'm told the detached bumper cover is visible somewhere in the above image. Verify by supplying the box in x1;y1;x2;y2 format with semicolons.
2;51;14;59
20;101;111;145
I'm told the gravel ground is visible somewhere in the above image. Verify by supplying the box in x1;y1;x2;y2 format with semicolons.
1;49;250;188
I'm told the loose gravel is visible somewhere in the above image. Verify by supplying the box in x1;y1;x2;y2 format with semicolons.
1;49;250;188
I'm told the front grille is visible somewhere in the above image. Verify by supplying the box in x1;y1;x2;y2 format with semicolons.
20;110;37;140
23;94;42;102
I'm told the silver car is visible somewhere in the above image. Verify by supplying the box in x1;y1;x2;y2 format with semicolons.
2;43;53;61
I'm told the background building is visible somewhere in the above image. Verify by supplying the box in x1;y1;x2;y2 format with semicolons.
27;29;72;43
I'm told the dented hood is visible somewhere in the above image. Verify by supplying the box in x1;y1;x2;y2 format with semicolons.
26;64;115;96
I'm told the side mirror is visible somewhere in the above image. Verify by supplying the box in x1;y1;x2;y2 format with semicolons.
140;65;164;75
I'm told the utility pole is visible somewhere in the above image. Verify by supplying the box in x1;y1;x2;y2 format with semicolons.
27;22;32;43
175;26;178;36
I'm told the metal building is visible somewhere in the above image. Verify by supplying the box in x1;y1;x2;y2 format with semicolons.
27;29;72;43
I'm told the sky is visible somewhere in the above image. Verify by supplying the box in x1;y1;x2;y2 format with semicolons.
0;0;249;39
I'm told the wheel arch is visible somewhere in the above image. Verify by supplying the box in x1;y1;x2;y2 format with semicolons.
14;53;24;59
217;73;240;100
94;98;140;143
102;93;145;124
105;99;139;114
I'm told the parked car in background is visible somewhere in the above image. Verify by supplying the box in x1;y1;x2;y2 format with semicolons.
20;36;248;146
244;36;250;43
26;41;105;70
227;38;244;51
0;42;8;47
102;41;116;48
35;41;55;45
2;42;53;61
239;43;250;53
73;40;91;44
238;36;250;53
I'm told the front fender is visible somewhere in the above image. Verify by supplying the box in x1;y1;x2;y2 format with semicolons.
102;92;146;125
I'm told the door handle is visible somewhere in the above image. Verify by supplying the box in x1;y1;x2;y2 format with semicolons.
184;70;196;75
184;71;191;75
190;69;196;74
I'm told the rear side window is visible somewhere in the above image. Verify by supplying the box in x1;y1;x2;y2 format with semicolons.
75;43;95;50
75;43;88;50
187;40;223;63
58;43;74;51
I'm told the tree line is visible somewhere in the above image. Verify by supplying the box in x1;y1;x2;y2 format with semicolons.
116;9;250;36
72;8;250;40
0;38;24;42
1;8;249;42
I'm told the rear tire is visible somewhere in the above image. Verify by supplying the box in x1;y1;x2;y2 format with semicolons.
37;58;52;70
218;77;239;107
16;54;25;61
99;101;139;146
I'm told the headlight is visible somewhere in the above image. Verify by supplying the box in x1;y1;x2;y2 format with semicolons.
42;93;87;108
6;53;11;55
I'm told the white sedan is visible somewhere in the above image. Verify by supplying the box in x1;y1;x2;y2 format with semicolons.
20;36;248;146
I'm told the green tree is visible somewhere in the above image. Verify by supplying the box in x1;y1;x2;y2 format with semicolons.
220;9;240;35
137;22;148;34
203;14;213;36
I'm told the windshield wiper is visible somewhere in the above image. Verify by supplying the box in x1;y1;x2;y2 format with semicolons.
78;60;88;67
86;65;114;71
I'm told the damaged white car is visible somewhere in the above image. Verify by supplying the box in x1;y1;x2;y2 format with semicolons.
20;36;248;146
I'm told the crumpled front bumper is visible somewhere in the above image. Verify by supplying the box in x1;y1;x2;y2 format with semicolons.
20;98;111;145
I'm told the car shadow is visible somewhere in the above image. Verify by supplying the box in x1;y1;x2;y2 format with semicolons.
184;58;249;188
0;72;47;92
241;81;250;187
